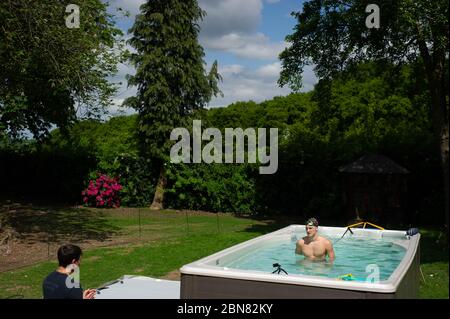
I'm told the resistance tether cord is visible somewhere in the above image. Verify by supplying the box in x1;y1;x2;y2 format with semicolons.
334;227;354;245
96;278;124;294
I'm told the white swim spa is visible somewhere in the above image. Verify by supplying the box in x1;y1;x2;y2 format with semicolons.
180;225;420;299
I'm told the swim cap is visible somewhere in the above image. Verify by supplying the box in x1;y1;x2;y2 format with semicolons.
306;218;319;227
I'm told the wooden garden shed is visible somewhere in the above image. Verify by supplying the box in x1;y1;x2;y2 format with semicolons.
339;154;409;225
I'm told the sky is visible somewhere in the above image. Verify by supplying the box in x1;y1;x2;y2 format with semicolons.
106;0;317;116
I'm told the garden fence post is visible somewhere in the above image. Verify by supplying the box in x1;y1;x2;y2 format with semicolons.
47;234;50;261
216;212;220;233
138;208;142;241
185;210;189;235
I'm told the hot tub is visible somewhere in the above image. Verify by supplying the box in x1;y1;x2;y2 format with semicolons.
180;225;420;299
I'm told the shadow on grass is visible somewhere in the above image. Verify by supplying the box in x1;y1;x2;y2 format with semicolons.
235;211;347;235
236;214;305;235
1;200;121;244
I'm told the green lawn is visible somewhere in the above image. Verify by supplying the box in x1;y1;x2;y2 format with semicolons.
0;208;447;299
417;229;449;299
0;208;270;299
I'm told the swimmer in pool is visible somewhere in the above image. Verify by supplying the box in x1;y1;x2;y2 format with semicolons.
295;218;335;262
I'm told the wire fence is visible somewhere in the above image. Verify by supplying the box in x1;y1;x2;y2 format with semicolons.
1;200;240;276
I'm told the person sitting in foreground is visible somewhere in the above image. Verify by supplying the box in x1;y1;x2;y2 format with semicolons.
42;244;96;299
295;218;335;262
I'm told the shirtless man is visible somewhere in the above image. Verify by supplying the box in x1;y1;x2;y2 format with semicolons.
295;218;335;262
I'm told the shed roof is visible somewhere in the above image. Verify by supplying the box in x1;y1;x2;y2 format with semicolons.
339;154;409;174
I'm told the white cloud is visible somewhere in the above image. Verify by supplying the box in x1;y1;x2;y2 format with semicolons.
219;64;245;76
209;63;317;107
198;0;262;37
255;62;282;79
202;33;287;60
197;0;286;61
212;63;282;104
109;0;286;62
104;0;317;111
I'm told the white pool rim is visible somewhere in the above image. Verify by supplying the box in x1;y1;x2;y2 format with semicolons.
180;225;420;293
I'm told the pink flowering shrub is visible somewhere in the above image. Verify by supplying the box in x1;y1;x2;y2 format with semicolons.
82;174;122;208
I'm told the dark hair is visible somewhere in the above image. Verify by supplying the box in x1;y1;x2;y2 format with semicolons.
306;217;319;227
57;244;82;267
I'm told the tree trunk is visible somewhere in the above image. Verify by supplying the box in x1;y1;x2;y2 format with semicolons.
426;60;449;235
150;166;167;210
416;30;449;235
436;109;449;234
436;84;449;236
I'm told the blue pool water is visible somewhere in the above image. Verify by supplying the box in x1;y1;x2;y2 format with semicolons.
220;237;406;281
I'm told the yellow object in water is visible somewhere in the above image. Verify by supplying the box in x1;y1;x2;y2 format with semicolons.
338;273;355;281
338;273;366;282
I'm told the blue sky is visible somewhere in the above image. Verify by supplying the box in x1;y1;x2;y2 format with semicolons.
106;0;317;116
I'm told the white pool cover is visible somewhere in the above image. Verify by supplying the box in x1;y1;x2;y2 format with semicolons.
94;275;180;299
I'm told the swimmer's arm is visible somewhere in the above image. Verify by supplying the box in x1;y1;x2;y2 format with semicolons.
326;240;335;262
295;240;303;255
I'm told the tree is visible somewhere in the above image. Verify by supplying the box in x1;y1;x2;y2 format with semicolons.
125;0;221;210
279;0;449;230
0;0;124;140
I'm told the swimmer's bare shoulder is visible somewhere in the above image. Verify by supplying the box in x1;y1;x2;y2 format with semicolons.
295;238;305;254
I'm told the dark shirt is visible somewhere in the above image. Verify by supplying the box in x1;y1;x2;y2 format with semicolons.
43;271;83;299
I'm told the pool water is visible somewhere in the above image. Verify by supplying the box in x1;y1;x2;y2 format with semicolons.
220;236;406;281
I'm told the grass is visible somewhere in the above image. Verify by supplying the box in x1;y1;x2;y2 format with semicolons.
416;229;449;299
0;208;270;298
0;233;264;299
0;207;448;299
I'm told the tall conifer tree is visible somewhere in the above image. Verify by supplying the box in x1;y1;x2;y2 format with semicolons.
125;0;221;209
